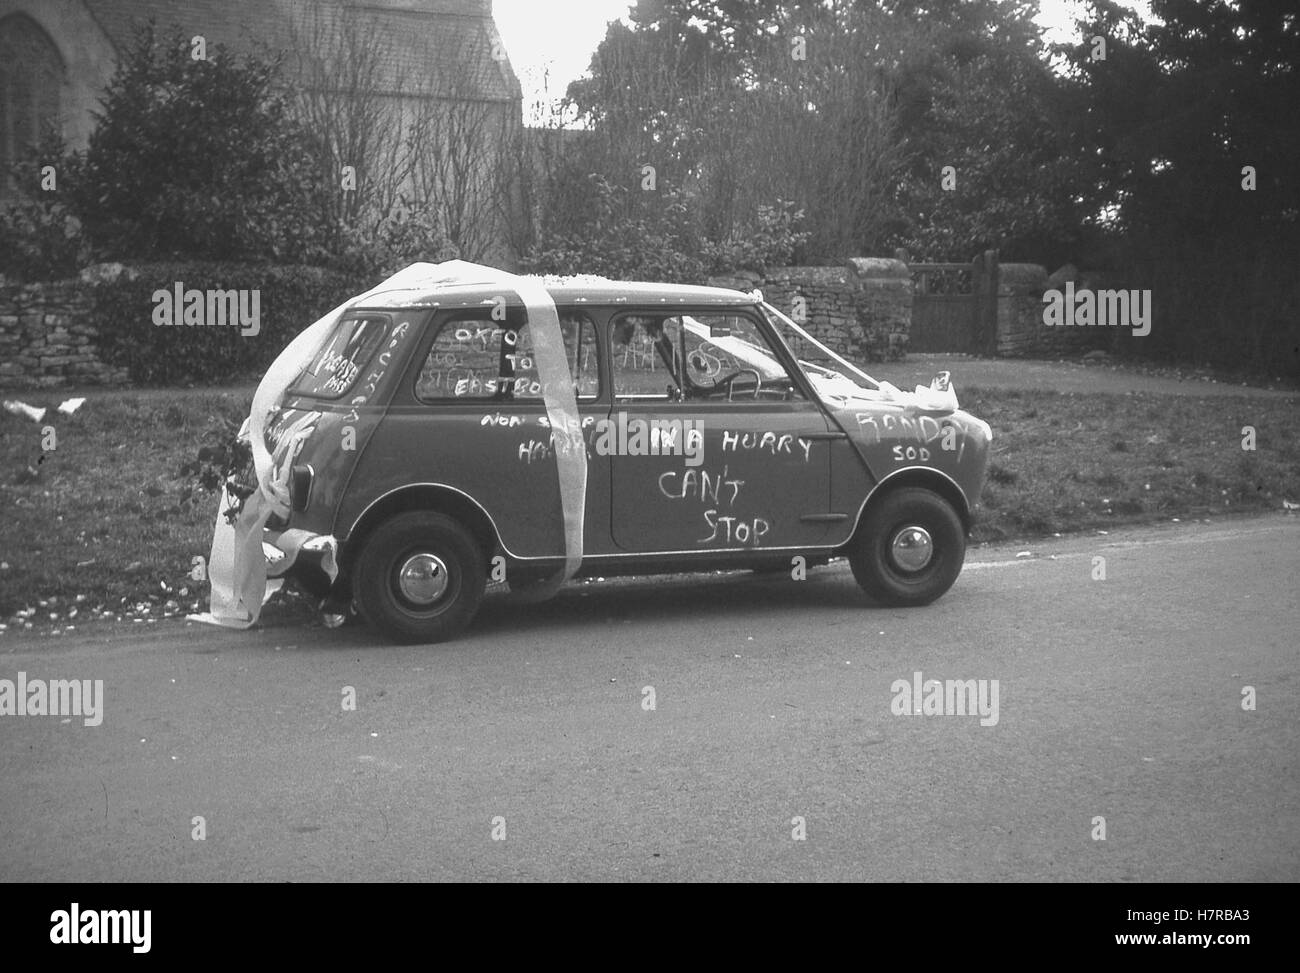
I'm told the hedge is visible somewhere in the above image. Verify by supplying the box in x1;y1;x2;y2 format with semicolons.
90;262;377;385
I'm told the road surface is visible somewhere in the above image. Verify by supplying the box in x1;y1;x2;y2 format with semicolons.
1;516;1297;881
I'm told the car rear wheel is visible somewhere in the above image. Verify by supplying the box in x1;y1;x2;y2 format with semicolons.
848;487;965;606
352;511;486;644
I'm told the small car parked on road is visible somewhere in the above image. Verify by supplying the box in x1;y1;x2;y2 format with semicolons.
236;276;992;643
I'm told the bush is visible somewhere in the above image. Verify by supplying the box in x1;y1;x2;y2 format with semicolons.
523;176;812;284
65;24;326;263
0;196;88;282
0;130;89;282
701;200;810;276
90;262;376;385
331;207;460;279
522;174;706;282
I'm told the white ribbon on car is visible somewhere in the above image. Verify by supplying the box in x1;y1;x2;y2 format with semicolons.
509;275;588;590
191;261;587;629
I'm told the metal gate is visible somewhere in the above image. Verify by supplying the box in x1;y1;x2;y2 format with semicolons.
904;250;999;354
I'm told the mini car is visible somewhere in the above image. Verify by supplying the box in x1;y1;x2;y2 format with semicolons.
230;271;992;644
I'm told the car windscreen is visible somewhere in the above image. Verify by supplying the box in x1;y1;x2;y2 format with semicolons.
758;302;880;391
289;314;391;399
681;315;787;380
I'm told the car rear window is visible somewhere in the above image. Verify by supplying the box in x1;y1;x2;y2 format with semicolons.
290;314;391;399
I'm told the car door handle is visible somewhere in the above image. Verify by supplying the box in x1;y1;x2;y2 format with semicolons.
799;431;848;440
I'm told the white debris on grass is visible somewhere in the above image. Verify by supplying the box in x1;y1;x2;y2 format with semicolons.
3;400;47;422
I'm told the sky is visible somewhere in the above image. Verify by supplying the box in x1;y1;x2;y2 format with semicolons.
491;1;1153;123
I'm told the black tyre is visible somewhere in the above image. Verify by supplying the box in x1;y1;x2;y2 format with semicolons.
848;487;965;606
352;511;486;644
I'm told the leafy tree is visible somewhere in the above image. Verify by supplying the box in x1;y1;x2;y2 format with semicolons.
1068;0;1298;243
891;34;1093;263
554;0;908;263
1066;0;1300;370
549;0;1089;266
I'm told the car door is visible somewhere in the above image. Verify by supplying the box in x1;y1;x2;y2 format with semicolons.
357;306;607;559
608;309;837;554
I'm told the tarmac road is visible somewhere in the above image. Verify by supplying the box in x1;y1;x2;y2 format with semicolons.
1;515;1297;882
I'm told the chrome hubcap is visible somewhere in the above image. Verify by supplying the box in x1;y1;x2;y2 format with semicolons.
890;525;933;572
397;553;450;605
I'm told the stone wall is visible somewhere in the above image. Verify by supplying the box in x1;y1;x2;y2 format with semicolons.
709;257;911;362
995;263;1049;357
0;279;128;389
2;256;1122;390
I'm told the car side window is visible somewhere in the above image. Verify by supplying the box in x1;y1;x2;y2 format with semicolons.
611;314;686;401
416;311;598;402
514;313;599;401
290;314;390;399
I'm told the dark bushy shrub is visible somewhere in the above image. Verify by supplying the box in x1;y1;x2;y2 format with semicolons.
90;262;375;385
0;196;89;282
524;175;811;285
331;209;460;279
66;25;326;263
701;200;810;277
0;131;89;282
522;174;706;283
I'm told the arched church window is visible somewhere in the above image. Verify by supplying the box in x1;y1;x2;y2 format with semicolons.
0;14;65;193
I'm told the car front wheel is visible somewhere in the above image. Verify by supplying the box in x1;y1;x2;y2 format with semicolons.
848;487;965;606
352;511;486;644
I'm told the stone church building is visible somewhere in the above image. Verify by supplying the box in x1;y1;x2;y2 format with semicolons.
0;0;524;263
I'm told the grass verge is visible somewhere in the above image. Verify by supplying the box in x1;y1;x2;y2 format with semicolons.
959;386;1299;542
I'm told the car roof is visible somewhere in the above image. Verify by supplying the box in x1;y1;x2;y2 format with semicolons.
349;276;759;311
